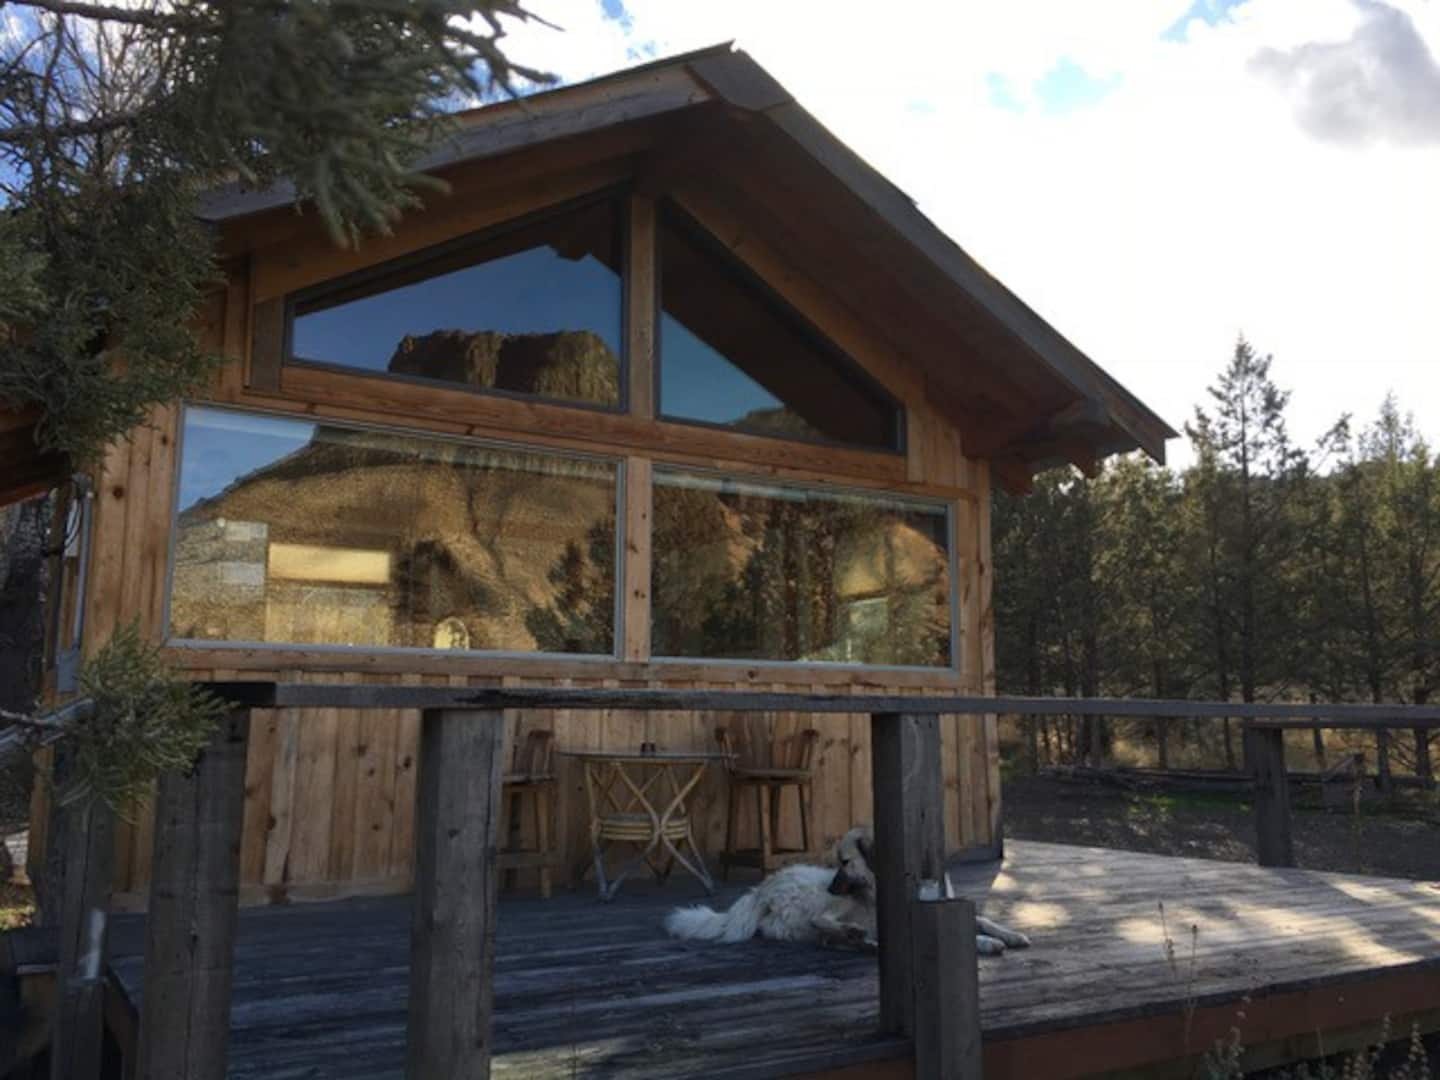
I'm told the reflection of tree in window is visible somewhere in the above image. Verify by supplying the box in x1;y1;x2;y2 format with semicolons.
652;474;950;667
525;518;616;655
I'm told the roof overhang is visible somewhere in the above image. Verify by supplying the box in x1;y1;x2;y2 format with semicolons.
201;45;1176;490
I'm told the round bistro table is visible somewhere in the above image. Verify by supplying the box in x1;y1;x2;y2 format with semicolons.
559;749;732;901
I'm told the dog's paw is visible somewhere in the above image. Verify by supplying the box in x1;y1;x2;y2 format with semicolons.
975;934;1007;956
1000;929;1031;949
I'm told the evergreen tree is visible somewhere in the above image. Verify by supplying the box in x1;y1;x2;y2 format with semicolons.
0;0;549;464
1364;399;1439;786
1095;456;1193;767
1185;338;1309;764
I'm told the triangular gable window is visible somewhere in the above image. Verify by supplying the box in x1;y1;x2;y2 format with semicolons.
657;205;903;452
288;197;623;409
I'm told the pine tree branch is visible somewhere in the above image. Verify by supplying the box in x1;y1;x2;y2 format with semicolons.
0;107;145;144
10;0;198;31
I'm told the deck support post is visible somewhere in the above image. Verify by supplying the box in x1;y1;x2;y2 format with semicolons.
139;707;251;1080
407;707;506;1080
870;712;947;1035
912;895;982;1078
50;772;114;1080
1249;725;1294;868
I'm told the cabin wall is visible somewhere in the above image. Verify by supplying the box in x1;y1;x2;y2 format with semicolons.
41;155;1001;907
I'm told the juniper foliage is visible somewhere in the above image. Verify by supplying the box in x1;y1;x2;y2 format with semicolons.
0;0;550;463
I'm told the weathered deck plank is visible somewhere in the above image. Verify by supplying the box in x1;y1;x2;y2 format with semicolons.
101;841;1440;1078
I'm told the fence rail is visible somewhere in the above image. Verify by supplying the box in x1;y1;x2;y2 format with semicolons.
203;682;1440;726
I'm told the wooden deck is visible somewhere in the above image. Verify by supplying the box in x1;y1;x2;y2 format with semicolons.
100;840;1440;1079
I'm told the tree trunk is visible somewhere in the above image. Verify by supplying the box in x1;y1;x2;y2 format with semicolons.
1375;729;1393;795
1312;727;1327;771
1414;684;1434;791
1413;730;1432;789
1156;718;1169;771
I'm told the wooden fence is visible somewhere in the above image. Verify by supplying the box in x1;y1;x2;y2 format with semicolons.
16;688;1440;1080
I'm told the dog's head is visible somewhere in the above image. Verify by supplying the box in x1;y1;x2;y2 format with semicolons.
827;825;876;898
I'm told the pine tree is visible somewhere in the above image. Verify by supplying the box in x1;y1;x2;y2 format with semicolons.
1185;338;1309;766
1364;398;1439;787
1096;456;1192;768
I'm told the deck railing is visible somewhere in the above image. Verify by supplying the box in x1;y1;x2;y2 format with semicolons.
16;687;1440;1080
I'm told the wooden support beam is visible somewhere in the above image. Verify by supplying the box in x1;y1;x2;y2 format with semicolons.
870;712;946;1036
139;708;251;1080
622;456;653;662
51;789;113;1080
1249;726;1294;868
912;895;982;1079
625;193;657;419
247;298;284;392
989;457;1034;496
407;708;506;1080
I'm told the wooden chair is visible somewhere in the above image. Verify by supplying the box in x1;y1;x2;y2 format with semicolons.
715;725;820;878
499;729;559;898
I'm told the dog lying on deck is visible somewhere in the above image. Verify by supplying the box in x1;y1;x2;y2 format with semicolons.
664;826;1031;956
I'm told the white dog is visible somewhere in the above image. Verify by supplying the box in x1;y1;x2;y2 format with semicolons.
665;826;1031;956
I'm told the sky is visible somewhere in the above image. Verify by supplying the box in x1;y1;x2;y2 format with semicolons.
492;0;1440;468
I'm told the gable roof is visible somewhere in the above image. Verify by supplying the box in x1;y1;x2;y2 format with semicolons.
203;45;1176;486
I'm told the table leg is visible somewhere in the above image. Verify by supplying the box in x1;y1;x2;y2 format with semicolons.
596;763;665;901
655;762;716;895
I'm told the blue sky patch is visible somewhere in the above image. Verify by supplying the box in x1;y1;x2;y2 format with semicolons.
986;73;1025;113
1162;0;1252;42
1033;57;1123;114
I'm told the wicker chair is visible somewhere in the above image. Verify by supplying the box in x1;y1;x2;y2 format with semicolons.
714;725;820;878
499;729;559;898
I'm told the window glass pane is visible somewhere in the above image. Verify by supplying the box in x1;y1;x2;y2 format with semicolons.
658;210;901;450
652;469;951;666
170;407;617;655
291;200;622;408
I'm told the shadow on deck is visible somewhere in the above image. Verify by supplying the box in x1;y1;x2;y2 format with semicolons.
99;841;1440;1079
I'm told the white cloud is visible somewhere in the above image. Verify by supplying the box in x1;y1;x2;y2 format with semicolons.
1251;0;1440;146
507;0;1440;466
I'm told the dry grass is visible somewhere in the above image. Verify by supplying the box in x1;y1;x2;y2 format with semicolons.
0;878;35;931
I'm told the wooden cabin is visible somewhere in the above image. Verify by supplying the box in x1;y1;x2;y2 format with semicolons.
29;44;1172;909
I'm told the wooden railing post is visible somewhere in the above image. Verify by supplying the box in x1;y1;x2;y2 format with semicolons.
51;784;114;1080
139;707;250;1080
407;708;506;1080
870;712;946;1036
912;893;982;1078
1249;725;1294;868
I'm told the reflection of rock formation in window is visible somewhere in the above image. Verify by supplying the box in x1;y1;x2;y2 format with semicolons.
433;616;471;650
169;408;618;655
387;329;620;405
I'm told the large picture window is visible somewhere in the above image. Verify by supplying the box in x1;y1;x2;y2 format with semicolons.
169;407;619;655
289;198;623;408
651;469;952;667
658;206;902;451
